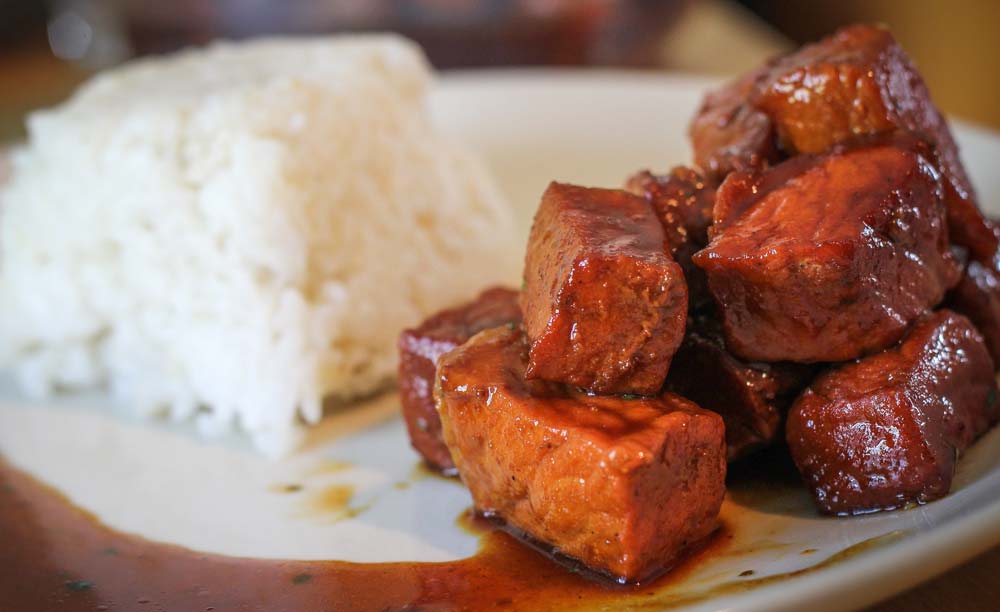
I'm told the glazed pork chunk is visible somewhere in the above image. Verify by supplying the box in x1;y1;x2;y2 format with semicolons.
787;311;998;515
689;65;778;180
949;259;1000;365
521;182;687;395
625;167;716;310
689;23;994;262
664;313;815;461
947;237;1000;367
693;141;961;363
436;326;726;582
398;287;520;473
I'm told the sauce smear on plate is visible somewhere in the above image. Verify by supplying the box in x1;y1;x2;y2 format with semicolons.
0;459;731;612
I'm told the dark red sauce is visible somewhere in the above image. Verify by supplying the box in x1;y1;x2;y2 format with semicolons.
0;459;732;612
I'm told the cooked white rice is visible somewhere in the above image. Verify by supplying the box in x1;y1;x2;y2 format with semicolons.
0;35;518;455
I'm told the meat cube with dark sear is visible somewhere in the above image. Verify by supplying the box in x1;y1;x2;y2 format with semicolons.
664;313;815;461
689;23;994;262
947;236;1000;367
693;142;961;363
397;287;521;474
625;167;716;310
435;325;726;582
786;310;999;515
521;182;687;394
689;65;779;180
624;166;716;249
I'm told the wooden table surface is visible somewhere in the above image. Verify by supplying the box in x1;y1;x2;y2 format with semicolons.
866;545;1000;611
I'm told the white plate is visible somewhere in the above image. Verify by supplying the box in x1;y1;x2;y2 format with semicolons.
3;71;1000;612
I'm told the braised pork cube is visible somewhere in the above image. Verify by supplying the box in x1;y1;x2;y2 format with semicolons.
625;167;716;310
787;310;998;515
664;313;815;461
398;287;521;474
624;167;716;249
521;182;687;394
689;65;779;180
947;236;1000;366
693;142;961;363
436;326;726;582
690;23;993;261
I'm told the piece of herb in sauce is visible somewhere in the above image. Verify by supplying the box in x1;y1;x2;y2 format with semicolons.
621;393;641;400
292;573;313;585
65;580;94;592
101;547;119;556
988;389;998;408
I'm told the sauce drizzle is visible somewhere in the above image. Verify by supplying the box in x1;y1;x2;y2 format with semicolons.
0;458;904;612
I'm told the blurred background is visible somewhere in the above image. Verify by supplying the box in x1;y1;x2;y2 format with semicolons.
1;0;999;142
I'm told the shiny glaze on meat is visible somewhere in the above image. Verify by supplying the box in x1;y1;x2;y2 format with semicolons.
625;166;717;310
693;141;961;362
435;326;726;582
664;313;816;461
689;23;994;263
398;287;521;473
786;310;999;515
689;65;779;180
521;182;687;394
947;239;1000;366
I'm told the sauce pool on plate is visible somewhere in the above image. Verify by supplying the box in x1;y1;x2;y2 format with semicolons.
0;459;733;612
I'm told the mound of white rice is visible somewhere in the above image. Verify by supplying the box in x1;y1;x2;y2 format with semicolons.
0;35;518;455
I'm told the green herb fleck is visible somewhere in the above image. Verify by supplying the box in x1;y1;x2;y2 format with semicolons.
988;389;998;407
739;570;754;577
65;580;93;592
101;547;119;556
521;278;527;290
505;322;517;331
292;573;313;585
621;393;641;400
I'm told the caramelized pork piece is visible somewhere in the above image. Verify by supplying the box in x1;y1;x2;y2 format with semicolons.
787;310;998;515
946;235;1000;366
625;167;716;310
689;66;778;179
693;142;961;363
521;182;687;394
398;287;521;474
624;167;716;248
436;326;726;582
948;260;1000;366
664;313;815;461
690;23;993;261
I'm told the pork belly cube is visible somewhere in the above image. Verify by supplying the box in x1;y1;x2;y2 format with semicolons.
436;326;726;582
690;23;993;261
689;66;779;180
787;310;998;515
947;252;1000;367
693;142;961;363
755;23;992;261
624;166;716;249
625;167;716;311
398;287;520;474
664;313;815;461
521;182;687;395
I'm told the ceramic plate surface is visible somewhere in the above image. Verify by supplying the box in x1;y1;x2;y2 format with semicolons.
2;71;1000;612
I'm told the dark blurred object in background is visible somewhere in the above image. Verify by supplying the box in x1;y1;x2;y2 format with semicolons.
0;0;44;43
120;0;684;68
1;0;998;144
